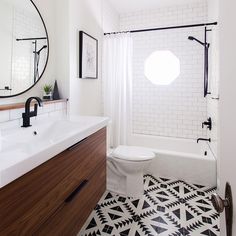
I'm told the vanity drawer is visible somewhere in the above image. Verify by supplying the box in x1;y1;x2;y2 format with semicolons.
35;161;106;236
0;128;106;235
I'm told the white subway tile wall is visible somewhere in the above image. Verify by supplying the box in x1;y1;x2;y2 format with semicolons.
11;6;47;95
120;1;209;139
0;101;67;131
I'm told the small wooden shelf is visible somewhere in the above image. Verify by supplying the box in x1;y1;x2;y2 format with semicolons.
0;99;68;112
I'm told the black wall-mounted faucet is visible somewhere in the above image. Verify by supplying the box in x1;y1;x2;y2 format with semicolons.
22;97;43;128
202;117;212;130
197;138;211;143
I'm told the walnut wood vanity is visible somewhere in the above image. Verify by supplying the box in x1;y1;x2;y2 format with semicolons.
0;128;106;236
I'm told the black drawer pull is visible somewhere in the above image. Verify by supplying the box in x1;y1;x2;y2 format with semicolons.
67;138;88;151
65;180;88;203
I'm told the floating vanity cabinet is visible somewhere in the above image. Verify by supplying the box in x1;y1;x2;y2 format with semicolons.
0;128;106;236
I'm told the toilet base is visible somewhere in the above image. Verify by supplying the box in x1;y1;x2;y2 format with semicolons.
126;174;144;197
106;146;155;197
107;161;145;197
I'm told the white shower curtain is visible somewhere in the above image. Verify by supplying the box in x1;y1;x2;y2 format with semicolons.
103;33;133;148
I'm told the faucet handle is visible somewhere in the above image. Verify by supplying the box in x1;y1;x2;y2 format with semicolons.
202;117;212;130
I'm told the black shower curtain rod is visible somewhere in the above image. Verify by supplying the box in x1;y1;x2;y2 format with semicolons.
104;22;218;35
16;37;47;41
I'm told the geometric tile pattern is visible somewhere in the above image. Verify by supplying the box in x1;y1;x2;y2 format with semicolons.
78;175;220;236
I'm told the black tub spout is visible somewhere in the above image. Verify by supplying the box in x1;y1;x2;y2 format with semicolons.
197;138;211;143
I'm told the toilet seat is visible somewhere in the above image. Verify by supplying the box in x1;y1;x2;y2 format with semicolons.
112;146;155;162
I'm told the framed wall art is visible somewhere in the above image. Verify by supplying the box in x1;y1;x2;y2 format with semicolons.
79;31;98;79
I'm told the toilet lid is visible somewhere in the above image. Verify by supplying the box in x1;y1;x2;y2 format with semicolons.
112;146;155;162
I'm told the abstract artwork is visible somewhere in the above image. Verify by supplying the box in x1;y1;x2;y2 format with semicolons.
79;31;98;79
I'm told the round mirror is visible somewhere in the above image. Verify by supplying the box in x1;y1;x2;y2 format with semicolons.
0;0;49;98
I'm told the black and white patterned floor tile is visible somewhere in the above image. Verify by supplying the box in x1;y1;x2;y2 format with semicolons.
78;175;220;236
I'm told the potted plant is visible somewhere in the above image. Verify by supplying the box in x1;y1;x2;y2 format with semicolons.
43;84;53;100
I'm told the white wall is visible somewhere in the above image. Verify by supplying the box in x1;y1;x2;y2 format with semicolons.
68;0;119;116
37;0;119;116
120;1;208;140
103;0;120;33
207;0;219;158
219;0;236;234
0;0;119;118
54;0;70;100
68;0;103;116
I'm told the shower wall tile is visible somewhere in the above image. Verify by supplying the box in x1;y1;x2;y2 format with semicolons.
120;1;208;139
9;108;25;120
120;1;208;31
11;7;47;95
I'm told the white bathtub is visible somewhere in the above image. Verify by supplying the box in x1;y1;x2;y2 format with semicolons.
127;134;217;188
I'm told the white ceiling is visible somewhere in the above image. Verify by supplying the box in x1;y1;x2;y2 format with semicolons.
108;0;206;14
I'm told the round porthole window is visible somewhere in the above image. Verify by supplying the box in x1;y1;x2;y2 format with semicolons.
144;50;180;85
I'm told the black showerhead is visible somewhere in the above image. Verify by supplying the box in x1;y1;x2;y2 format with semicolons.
188;36;205;46
188;36;195;40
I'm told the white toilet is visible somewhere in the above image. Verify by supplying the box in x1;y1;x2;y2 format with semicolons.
107;145;155;197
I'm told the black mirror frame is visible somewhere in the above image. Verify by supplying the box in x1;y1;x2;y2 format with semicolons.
0;0;49;99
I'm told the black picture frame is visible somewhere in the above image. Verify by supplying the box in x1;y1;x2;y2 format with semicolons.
79;31;98;79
